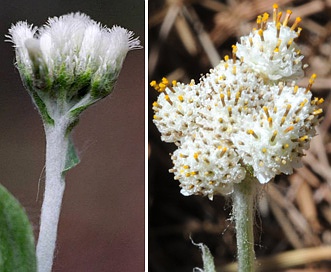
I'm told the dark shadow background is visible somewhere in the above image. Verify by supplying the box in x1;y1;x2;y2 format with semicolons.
1;0;144;271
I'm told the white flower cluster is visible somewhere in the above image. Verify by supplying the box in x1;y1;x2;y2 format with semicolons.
151;5;323;200
7;13;141;121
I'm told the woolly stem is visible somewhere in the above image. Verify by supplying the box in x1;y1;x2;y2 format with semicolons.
36;117;69;272
232;176;258;272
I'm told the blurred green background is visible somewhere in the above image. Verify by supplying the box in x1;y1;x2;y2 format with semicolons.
0;0;144;271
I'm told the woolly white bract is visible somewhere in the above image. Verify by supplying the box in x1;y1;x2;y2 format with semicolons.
7;13;141;121
151;5;323;200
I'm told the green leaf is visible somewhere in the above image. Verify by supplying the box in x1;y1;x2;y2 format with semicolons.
0;184;36;272
192;240;216;272
63;137;80;174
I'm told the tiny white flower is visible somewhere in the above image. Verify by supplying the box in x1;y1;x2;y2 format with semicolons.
151;6;323;199
7;13;141;123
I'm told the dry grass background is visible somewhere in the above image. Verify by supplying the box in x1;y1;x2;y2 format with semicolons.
148;0;331;271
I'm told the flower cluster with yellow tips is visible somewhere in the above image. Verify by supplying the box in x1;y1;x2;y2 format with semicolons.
236;4;304;81
151;5;323;200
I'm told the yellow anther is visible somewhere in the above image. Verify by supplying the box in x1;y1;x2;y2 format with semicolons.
227;89;231;100
161;77;169;85
268;117;273;127
299;135;308;142
313;108;323;115
262;12;269;21
191;171;197;176
284;126;294;133
178;95;184;102
283;10;292;26
159;82;167;91
281;159;287;165
296;27;302;37
273;4;279;22
180;153;188;158
274;39;282;53
232;45;237;62
165;95;173;105
258;29;264;41
183;165;190;169
228;106;232;117
261;12;269;29
293;85;299;94
218;118;223;123
224;55;229;61
263;106;270;118
311;97;318;105
295;99;308;115
262;147;267;153
309;73;317;84
185;173;191;177
276;22;281;38
284;104;291;117
153;115;159;120
189;79;195;86
317;98;324;105
172;80;177;86
247;129;258;139
291;17;302;31
271;130;278;142
281;104;291;125
287;38;293;48
193;152;199;159
235;91;241;105
283;143;289;149
220;93;225;106
306;74;317;93
257;15;262;29
300;99;308;107
219;147;227;157
152;101;158;107
249;37;253;46
150;80;157;88
232;65;236;75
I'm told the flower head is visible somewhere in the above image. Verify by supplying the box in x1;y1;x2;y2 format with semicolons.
7;13;141;124
151;5;323;199
236;5;304;81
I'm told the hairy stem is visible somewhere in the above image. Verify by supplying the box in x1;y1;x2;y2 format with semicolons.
233;176;258;272
36;118;69;272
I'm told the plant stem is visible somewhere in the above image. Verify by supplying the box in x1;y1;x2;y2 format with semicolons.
36;118;69;272
232;176;257;272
